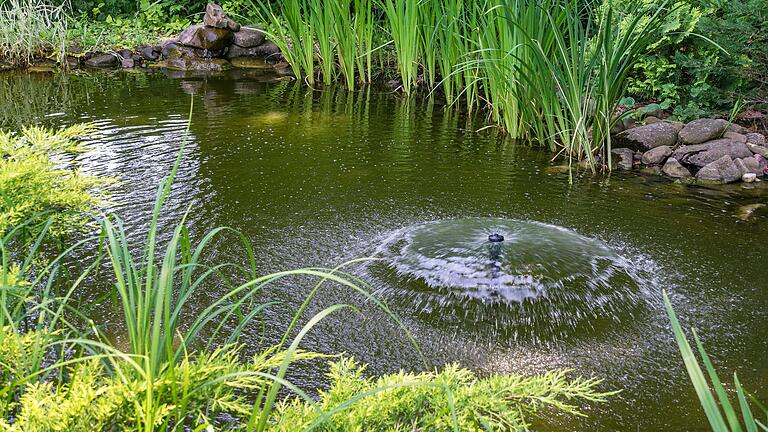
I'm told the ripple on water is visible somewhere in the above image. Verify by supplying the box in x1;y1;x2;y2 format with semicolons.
372;218;659;341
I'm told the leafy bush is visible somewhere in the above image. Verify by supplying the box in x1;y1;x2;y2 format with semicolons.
615;0;768;120
0;124;107;238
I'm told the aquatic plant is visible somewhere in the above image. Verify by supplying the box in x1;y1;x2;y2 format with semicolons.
0;123;106;238
0;0;69;65
665;292;767;432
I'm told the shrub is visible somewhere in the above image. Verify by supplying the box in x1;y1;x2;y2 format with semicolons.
0;124;107;238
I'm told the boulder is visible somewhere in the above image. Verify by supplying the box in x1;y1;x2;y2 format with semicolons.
233;26;265;48
611;148;634;170
695;155;743;183
678;118;728;145
641;145;672;165
226;41;281;59
746;143;768;158
746;133;766;146
203;3;240;31
178;24;234;51
84;53;118;68
662;158;692;178
742;173;757;183
644;116;662;125
614;122;679;151
737;157;763;175
673;139;753;167
163;41;224;59
117;49;132;59
723;131;747;143
121;58;135;68
139;46;160;61
726;123;748;135
165;57;233;72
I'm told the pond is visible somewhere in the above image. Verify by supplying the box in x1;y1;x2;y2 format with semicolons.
2;69;767;431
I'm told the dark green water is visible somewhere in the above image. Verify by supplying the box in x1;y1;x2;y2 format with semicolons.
2;70;767;431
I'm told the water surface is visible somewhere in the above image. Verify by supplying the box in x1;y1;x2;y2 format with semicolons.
2;70;767;431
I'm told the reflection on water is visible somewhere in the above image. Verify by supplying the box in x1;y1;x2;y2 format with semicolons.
1;70;767;431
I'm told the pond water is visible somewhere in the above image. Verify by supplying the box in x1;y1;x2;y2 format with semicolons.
2;70;767;431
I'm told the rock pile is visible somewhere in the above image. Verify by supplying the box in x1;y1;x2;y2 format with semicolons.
612;118;768;184
61;3;285;73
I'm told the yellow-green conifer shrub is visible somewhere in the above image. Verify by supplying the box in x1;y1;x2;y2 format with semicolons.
0;124;107;238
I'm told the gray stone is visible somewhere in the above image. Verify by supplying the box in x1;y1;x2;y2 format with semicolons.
117;49;132;59
644;116;662;125
746;144;768;158
738;157;762;175
139;46;160;61
679;118;728;144
723;131;747;143
178;24;233;51
746;133;766;146
661;158;692;178
615;122;680;151
611;148;634;170
695;155;743;183
84;53;118;68
163;41;224;59
622;117;637;131
742;173;757;183
233;26;265;48
165;57;233;71
726;123;748;135
641;145;672;165
226;41;281;59
121;58;135;68
203;3;240;31
674;139;753;167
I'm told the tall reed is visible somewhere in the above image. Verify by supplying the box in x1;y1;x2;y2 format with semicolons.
0;0;69;65
378;0;421;94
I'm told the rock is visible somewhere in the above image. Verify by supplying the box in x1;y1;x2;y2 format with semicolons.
226;41;281;59
611;148;634;170
661;158;691;178
615;122;679;151
178;24;234;51
742;173;757;183
678;118;728;144
121;58;135;68
746;133;766;146
274;60;293;76
163;41;224;59
230;57;271;69
622;117;636;131
736;203;766;221
139;46;160;61
723;131;747;143
641;145;672;165
695;155;743;183
84;53;118;68
117;49;132;59
676;139;753;167
63;56;80;68
165;57;232;71
746;144;768;158
726;123;748;135
610;121;624;134
738;157;762;175
644;116;661;124
203;3;240;31
232;26;265;48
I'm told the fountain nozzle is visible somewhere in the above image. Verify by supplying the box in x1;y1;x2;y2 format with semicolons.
488;233;504;243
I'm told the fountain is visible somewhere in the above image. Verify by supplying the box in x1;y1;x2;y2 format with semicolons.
373;218;655;340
